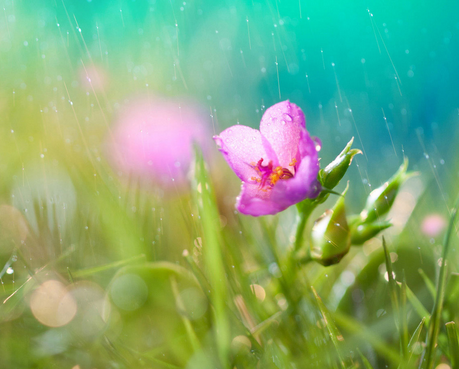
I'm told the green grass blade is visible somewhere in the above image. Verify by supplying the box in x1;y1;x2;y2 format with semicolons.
382;237;406;359
72;254;146;278
194;147;230;368
312;286;348;369
408;318;426;363
422;195;459;369
398;282;430;324
418;268;436;300
401;271;409;355
334;311;403;366
357;348;375;369
446;322;459;369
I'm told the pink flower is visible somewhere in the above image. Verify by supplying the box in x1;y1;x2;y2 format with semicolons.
107;97;209;189
214;101;320;216
421;214;446;237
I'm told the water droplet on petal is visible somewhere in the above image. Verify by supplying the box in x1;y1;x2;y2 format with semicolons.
281;120;286;125
313;136;322;151
283;113;292;122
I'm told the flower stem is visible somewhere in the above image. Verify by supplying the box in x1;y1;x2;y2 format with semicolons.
293;199;317;253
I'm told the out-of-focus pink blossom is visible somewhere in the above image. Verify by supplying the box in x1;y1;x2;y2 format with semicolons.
107;97;209;188
214;101;320;216
79;65;108;92
421;213;446;237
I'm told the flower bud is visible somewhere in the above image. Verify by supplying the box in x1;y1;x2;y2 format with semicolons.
319;137;361;190
350;221;392;245
310;186;351;266
360;158;410;224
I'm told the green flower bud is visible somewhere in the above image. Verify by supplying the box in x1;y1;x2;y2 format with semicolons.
360;158;410;224
350;221;392;245
310;185;351;266
319;137;361;190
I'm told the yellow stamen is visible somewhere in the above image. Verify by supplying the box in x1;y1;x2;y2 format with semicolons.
289;158;297;167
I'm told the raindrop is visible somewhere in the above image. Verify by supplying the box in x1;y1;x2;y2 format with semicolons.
312;136;322;151
283;113;292;122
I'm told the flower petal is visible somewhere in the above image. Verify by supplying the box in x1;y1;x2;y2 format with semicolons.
259;101;306;169
236;182;286;216
270;129;321;205
214;125;277;182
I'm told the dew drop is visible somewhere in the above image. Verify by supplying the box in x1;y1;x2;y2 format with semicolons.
283;113;292;122
312;136;322;151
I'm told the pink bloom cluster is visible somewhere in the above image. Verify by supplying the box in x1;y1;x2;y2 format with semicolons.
214;101;320;216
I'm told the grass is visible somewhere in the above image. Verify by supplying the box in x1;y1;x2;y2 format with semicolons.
0;144;457;369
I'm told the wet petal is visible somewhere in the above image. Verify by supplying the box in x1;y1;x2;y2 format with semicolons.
259;101;306;169
214;125;277;182
236;183;286;216
270;130;321;205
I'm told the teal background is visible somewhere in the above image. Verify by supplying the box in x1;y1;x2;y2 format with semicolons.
2;0;458;204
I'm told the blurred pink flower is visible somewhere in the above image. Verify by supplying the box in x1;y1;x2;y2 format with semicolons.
214;101;320;216
421;213;446;237
107;97;209;188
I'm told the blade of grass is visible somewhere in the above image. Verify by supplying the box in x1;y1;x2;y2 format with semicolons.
250;311;283;337
334;310;403;366
357;348;375;369
194;147;230;368
408;318;426;363
418;269;436;300
72;254;146;278
170;276;202;353
422;195;459;369
397;282;430;324
183;249;264;357
311;286;348;369
446;322;459;369
401;271;409;355
382;237;406;359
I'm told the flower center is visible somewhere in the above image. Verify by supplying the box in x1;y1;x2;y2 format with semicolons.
250;158;295;189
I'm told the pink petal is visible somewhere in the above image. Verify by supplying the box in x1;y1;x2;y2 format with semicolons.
259;101;306;169
214;125;277;182
270;130;320;206
236;182;286;216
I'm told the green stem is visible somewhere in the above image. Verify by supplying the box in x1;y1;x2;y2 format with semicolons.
293;200;316;253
